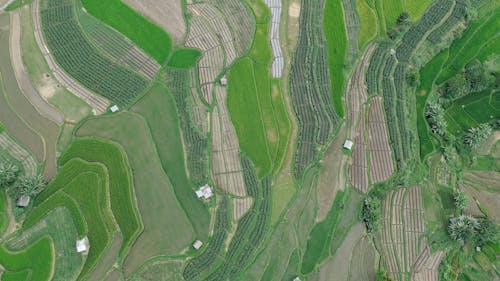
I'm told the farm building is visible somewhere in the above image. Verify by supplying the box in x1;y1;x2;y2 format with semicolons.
293;277;301;281
76;236;89;254
343;139;354;150
195;184;213;199
16;196;30;207
110;105;119;113
220;75;227;86
193;240;203;250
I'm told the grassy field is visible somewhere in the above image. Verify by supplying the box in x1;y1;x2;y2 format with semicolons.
437;7;500;84
357;0;378;47
405;0;433;20
324;0;347;117
0;237;53;281
76;113;194;274
381;0;403;29
445;90;500;135
0;190;7;234
416;50;448;159
81;0;172;63
167;48;202;68
132;83;210;240
228;1;291;176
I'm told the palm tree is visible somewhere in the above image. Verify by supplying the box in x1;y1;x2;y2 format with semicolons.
465;124;492;149
17;175;46;197
0;161;19;187
448;215;479;242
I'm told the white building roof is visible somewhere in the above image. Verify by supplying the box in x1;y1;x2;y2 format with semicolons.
293;277;301;281
76;236;89;253
220;76;227;86
195;184;213;199
110;105;119;113
16;196;30;207
193;240;203;250
343;139;354;150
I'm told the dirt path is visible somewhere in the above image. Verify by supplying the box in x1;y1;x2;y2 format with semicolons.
2;196;17;239
10;11;64;125
31;0;109;114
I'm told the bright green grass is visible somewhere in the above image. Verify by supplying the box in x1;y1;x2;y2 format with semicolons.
405;0;433;20
1;270;30;281
356;0;378;47
437;7;500;84
81;0;172;63
324;0;347;117
416;50;448;160
0;122;3;133
0;237;53;281
228;58;272;176
227;8;291;176
167;48;202;68
382;0;404;29
59;138;141;258
445;90;500;135
132;83;210;240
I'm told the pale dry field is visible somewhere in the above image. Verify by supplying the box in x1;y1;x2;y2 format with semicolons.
123;0;186;45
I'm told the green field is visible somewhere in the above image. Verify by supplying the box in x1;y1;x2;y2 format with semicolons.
406;0;433;20
0;237;53;281
324;0;347;117
132;83;210;240
416;50;449;159
228;1;291;176
357;0;378;47
75;113;195;274
167;48;202;68
381;0;403;29
437;7;500;84
81;0;172;63
445;90;500;135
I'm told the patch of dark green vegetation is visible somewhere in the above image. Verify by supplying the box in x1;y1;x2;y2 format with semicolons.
168;48;202;69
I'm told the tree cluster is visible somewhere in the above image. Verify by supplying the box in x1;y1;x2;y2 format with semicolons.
362;196;382;234
0;161;19;187
442;60;495;99
448;215;498;246
0;160;47;203
425;102;448;136
464;123;492;149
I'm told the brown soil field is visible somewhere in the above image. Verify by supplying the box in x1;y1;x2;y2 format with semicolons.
211;86;246;196
10;12;64;125
368;96;394;183
318;223;364;281
412;248;444;281
232;197;254;221
462;171;500;222
122;0;186;45
379;186;430;281
316;124;347;221
87;233;123;281
0;12;58;178
348;235;376;281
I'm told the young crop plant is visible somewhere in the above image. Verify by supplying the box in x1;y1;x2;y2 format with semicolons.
40;0;149;106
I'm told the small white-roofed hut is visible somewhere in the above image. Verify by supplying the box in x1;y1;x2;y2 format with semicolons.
193;240;203;250
343;139;354;150
195;184;213;199
76;236;89;254
16;196;30;207
110;105;119;113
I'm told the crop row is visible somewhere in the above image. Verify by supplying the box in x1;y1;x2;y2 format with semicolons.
40;0;148;106
366;44;390;95
183;198;230;280
396;0;454;62
165;68;209;186
204;161;272;280
289;0;340;179
426;0;469;44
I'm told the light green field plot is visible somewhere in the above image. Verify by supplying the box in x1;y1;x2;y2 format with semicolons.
8;207;84;281
167;48;202;69
445;90;500;135
356;0;378;47
76;113;194;275
228;0;291;176
132;83;210;240
0;237;53;281
381;0;403;29
81;0;172;63
324;0;347;117
406;0;433;20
